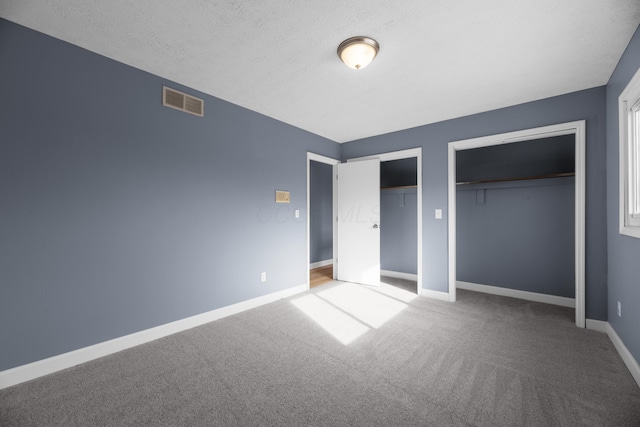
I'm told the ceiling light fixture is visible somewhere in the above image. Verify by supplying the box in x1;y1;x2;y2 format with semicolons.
337;36;379;70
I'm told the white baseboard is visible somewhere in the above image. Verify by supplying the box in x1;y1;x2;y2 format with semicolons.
560;319;639;387
585;319;608;333
310;259;333;269
380;270;418;281
605;323;640;388
419;288;454;302
0;284;307;390
5;282;638;392
457;281;575;308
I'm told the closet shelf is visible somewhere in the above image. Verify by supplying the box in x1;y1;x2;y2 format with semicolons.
456;172;575;186
381;185;417;191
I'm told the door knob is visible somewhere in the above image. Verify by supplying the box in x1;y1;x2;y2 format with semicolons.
373;224;379;229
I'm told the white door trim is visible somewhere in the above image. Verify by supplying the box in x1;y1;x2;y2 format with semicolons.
307;152;340;289
345;147;423;295
448;120;586;327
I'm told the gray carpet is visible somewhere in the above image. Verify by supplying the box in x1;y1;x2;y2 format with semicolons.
2;283;639;426
380;275;417;294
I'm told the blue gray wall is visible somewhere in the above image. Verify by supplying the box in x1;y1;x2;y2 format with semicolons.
341;86;607;320
309;161;333;264
606;25;640;366
457;178;575;297
0;19;339;371
381;188;418;274
3;15;631;372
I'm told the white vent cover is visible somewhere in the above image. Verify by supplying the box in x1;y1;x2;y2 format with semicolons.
162;86;204;117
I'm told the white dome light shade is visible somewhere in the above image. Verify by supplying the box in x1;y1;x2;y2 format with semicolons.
337;37;379;70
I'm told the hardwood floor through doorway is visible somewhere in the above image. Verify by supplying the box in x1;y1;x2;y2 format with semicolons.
310;264;333;288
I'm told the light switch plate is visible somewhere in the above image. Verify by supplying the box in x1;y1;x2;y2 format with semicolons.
435;209;443;219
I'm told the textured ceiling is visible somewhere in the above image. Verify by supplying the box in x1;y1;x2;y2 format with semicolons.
2;0;640;143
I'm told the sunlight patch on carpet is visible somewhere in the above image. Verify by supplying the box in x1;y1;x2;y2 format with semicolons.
375;282;418;303
292;282;410;345
318;283;408;329
291;294;369;345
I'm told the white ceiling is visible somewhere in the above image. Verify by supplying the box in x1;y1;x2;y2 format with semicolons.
2;1;640;143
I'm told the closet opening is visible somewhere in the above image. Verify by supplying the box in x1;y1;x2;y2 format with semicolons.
456;135;576;306
343;147;423;296
448;121;586;327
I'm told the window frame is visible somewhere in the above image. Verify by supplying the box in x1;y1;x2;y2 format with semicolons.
619;66;640;238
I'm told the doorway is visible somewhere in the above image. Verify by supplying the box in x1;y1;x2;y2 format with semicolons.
307;153;339;289
448;121;586;327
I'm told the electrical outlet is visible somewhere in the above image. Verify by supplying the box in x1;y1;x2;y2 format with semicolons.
617;301;622;317
261;272;267;282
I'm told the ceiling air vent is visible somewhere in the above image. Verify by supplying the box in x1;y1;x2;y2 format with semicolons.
162;86;204;117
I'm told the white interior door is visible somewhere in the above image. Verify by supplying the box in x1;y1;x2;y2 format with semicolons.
337;159;380;286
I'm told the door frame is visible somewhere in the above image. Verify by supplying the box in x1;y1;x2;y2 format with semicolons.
345;148;423;295
448;120;586;327
307;152;340;289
